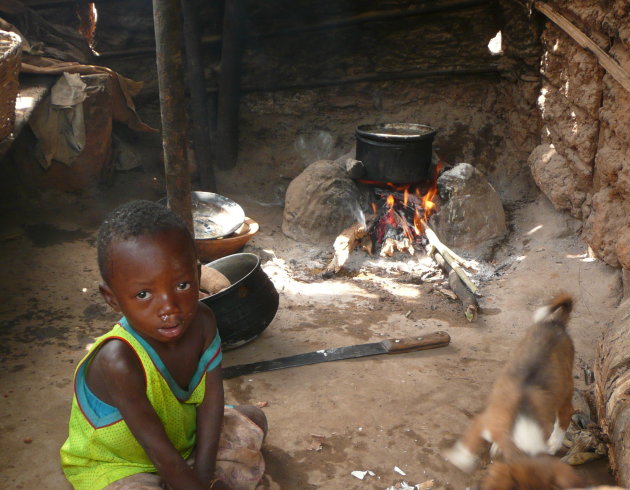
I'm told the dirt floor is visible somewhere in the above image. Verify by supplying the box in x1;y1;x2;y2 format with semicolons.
0;169;623;489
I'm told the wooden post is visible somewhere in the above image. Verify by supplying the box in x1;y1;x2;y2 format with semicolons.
216;0;246;170
152;0;193;232
181;0;217;192
595;299;630;485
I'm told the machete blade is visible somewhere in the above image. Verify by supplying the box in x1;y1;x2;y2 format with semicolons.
222;331;450;379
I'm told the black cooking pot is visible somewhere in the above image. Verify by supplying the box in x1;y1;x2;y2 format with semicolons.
355;123;436;184
201;253;279;350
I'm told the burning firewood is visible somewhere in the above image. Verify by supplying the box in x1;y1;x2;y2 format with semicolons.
322;223;367;278
380;236;415;257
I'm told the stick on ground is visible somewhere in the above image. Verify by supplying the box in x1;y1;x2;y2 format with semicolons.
424;225;479;295
432;251;478;322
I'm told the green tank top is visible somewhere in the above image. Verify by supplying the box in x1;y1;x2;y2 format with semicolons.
60;318;222;489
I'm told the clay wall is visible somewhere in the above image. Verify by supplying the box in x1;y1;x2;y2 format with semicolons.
528;0;630;268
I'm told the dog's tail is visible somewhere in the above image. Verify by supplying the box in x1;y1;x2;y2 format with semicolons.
533;293;573;326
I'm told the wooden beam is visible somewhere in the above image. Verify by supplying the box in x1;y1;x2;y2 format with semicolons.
96;0;493;59
206;66;502;94
181;0;217;191
152;0;193;232
203;0;492;43
24;0;122;7
534;1;630;94
216;0;246;170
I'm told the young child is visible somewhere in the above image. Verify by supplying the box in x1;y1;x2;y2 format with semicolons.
60;200;267;490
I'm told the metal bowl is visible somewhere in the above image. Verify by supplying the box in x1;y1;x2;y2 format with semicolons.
159;191;245;240
191;191;245;239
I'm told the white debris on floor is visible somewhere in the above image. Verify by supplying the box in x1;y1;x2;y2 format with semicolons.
385;479;435;490
351;470;375;480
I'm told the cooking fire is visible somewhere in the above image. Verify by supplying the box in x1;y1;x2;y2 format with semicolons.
323;160;479;322
361;160;443;257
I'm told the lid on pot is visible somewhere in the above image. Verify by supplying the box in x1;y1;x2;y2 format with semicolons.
356;123;436;142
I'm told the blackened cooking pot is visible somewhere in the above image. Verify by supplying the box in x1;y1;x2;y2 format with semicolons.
355;123;436;184
201;253;279;350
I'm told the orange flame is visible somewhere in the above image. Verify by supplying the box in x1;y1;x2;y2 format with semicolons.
368;159;445;245
422;186;438;222
420;160;443;223
413;208;424;235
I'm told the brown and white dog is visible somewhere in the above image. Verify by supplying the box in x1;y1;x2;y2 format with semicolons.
479;456;583;490
444;294;575;473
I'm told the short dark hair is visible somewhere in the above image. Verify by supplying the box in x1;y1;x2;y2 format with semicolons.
97;200;193;281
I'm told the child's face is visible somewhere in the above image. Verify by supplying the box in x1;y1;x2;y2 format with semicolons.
99;227;200;344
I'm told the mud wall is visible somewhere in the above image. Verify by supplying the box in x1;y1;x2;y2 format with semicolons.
40;0;541;205
528;0;630;268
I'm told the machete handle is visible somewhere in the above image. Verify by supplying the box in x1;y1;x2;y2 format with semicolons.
382;331;451;354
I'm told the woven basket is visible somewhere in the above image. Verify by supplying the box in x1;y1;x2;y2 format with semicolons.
0;30;22;142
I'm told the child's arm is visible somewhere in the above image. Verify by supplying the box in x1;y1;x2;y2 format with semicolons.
192;351;226;486
95;340;207;490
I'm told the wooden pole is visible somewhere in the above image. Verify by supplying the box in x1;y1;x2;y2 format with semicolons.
216;0;246;170
181;0;217;191
595;299;630;485
152;0;193;232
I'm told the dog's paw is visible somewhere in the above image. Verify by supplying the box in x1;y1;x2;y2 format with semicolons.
444;441;479;473
547;418;566;454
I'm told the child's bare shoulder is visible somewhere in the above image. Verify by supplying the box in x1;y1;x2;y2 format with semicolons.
86;339;144;405
94;338;140;367
196;302;218;347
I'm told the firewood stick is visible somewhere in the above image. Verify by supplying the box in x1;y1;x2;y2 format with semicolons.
424;225;477;271
432;251;478;322
424;225;479;295
444;251;479;296
322;223;367;278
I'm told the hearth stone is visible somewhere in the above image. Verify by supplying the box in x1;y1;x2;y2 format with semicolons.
431;163;507;258
282;157;370;245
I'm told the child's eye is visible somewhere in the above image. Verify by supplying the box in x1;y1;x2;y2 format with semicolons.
177;282;191;291
136;290;152;300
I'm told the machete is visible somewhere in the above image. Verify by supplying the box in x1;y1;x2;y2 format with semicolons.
222;330;450;379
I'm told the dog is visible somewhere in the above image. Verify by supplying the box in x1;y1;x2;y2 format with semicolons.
479;456;584;489
445;294;575;473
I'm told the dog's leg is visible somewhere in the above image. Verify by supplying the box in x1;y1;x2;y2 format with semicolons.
548;395;573;454
444;414;487;472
